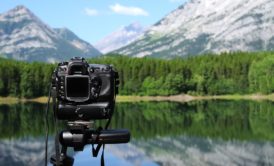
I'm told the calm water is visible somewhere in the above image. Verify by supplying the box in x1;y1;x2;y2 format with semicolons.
1;100;274;166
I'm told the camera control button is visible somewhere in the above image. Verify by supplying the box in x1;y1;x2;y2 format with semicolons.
75;107;80;113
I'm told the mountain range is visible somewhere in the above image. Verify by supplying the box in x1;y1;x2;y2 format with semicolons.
2;0;274;61
94;22;146;54
115;0;274;58
0;5;101;62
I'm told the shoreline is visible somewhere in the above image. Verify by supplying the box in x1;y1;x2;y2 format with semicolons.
1;94;274;104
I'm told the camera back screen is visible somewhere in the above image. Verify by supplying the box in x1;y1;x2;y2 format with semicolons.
66;77;89;99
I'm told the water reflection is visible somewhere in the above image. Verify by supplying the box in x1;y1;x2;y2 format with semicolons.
0;100;274;165
0;137;54;166
112;101;274;141
130;136;274;166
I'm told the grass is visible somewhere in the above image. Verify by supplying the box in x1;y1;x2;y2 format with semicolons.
0;96;20;105
0;96;49;105
117;94;274;102
205;94;274;101
1;93;274;105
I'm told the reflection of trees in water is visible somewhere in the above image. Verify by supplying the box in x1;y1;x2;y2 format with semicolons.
0;103;55;139
1;101;274;166
110;101;274;141
1;101;274;141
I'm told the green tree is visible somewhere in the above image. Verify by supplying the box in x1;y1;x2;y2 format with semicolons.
20;65;35;98
208;78;237;95
249;56;274;94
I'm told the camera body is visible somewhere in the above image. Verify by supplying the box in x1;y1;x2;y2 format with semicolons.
52;57;119;121
49;58;130;166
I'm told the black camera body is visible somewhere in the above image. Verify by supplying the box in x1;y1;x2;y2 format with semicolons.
49;57;129;166
52;57;119;121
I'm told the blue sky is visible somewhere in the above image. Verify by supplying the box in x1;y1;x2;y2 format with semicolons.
0;0;188;44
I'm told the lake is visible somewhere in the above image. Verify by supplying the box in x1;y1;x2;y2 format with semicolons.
0;100;274;166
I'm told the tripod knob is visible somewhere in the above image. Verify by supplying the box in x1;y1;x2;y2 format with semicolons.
50;154;74;166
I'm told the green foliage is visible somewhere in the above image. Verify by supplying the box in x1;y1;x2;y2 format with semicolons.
0;58;55;98
141;74;184;96
249;55;274;94
207;78;238;95
1;51;274;97
92;52;270;95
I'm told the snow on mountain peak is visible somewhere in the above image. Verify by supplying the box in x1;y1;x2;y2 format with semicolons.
94;22;146;54
10;5;31;14
0;5;37;22
124;22;144;32
115;0;274;58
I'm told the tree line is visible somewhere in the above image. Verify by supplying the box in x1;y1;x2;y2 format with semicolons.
0;51;274;98
0;58;55;98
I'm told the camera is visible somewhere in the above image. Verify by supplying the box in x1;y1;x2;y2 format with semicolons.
48;57;130;166
52;57;119;121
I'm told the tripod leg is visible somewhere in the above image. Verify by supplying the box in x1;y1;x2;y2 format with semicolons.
50;145;74;166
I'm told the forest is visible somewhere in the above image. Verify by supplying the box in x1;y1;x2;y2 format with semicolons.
0;51;274;98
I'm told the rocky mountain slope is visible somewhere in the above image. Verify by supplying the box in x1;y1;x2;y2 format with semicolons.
0;5;101;62
94;22;145;54
115;0;274;58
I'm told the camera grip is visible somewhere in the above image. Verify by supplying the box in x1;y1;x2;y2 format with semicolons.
57;102;112;120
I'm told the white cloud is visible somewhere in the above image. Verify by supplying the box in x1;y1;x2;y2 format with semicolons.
109;3;149;16
84;8;98;16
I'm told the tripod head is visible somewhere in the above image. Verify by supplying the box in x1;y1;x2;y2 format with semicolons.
50;121;130;166
61;121;130;151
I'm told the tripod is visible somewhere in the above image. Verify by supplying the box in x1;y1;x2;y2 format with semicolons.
50;121;130;166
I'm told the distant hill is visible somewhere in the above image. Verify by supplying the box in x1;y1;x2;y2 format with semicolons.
115;0;274;58
0;5;101;62
94;22;145;54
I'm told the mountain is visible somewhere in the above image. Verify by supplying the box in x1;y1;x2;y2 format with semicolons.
94;22;145;54
54;28;101;57
115;0;274;58
0;5;101;62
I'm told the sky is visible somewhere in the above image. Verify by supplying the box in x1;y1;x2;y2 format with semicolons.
0;0;188;44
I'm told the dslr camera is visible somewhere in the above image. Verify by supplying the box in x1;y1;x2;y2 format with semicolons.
52;57;119;121
49;57;130;166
